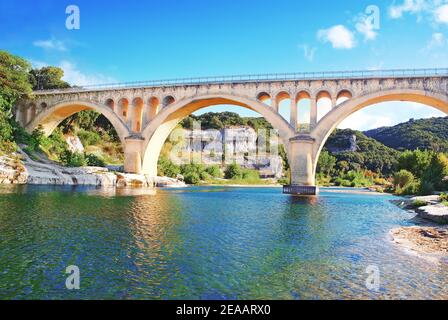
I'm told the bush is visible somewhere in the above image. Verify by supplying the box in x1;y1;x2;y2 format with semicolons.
85;153;106;167
158;157;181;178
205;165;222;178
184;172;200;185
77;129;101;147
224;163;243;179
393;170;415;189
199;171;211;181
419;180;435;196
59;150;86;167
411;200;428;208
439;193;448;202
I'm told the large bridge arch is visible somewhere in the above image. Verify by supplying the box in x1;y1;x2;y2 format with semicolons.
25;100;131;145
310;89;448;180
140;94;296;177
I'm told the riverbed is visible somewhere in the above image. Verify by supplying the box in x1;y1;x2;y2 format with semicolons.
0;185;447;300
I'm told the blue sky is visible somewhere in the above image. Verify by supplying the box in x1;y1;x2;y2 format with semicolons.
1;0;448;129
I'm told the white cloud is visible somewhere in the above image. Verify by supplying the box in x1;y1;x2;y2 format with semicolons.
59;60;116;86
355;16;378;41
338;111;393;130
389;0;429;19
435;4;448;23
33;39;67;52
299;44;317;61
337;101;446;131
317;25;356;49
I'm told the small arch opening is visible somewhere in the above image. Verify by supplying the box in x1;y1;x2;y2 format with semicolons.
296;91;312;132
163;96;175;107
257;92;272;106
118;98;129;121
132;97;144;132
105;99;115;111
276;91;292;124
316;91;332;122
336;90;352;105
148;97;160;122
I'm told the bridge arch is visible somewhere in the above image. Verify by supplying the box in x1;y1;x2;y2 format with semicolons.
140;94;296;176
310;89;448;180
25;100;131;145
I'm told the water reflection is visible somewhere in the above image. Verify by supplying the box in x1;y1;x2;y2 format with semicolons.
0;185;447;300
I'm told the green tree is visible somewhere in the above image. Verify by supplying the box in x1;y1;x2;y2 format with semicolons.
317;150;336;176
29;66;70;90
224;163;243;179
397;149;433;179
0;51;33;146
421;153;448;191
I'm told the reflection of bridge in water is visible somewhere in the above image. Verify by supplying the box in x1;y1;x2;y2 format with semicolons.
16;68;448;195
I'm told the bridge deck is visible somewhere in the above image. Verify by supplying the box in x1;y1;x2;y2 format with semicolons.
33;67;448;95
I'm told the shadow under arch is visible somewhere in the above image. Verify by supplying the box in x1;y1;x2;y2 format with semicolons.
25;100;131;145
140;94;296;176
310;89;448;178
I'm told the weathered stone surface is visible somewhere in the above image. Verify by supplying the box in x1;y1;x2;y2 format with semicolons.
416;205;448;224
155;176;186;188
390;227;448;263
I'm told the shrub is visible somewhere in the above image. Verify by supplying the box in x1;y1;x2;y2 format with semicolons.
393;170;415;189
278;177;289;185
59;150;86;167
85;153;106;167
205;165;222;178
419;180;435;196
411;200;428;208
439;193;448;202
77;129;101;147
224;163;243;179
184;172;200;185
158;157;181;178
199;171;211;181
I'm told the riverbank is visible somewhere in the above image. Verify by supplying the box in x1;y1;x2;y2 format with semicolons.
390;194;448;263
0;150;186;188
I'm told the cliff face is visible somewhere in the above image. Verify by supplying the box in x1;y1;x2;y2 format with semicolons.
180;127;283;178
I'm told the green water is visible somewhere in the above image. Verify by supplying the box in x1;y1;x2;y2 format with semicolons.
0;185;446;300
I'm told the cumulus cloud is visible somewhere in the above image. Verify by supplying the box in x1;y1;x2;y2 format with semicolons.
28;59;116;86
317;25;356;49
33;39;67;52
59;60;116;86
389;0;429;19
338;102;446;131
435;4;448;23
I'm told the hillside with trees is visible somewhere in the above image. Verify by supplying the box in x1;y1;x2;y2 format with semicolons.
364;117;448;152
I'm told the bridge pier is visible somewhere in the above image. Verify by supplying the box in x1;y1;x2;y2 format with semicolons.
284;135;318;196
123;137;144;174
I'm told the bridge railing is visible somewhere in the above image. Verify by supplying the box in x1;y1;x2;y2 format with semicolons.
34;67;448;94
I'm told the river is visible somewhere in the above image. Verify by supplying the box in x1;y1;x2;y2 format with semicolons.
0;185;447;300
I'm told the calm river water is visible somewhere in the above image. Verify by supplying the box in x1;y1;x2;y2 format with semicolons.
0;185;447;300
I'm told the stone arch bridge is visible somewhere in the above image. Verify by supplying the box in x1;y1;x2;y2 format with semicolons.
15;68;448;195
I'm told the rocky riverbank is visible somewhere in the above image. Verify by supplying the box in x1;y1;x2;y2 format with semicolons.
392;195;448;224
390;195;448;263
390;226;448;263
0;150;186;188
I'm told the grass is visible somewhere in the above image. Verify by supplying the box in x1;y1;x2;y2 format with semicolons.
411;199;428;208
442;201;448;207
